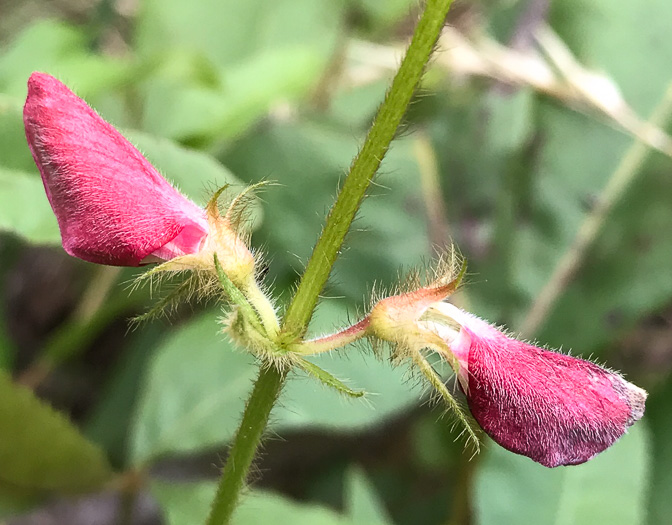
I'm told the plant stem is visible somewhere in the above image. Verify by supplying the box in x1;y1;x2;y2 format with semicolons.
291;317;371;355
415;129;452;248
205;365;287;525
206;2;455;523
282;0;455;337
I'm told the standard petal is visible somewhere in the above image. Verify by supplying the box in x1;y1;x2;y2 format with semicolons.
23;72;207;266
446;308;646;467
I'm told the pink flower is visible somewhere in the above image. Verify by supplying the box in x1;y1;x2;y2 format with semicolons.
369;281;647;467
23;72;208;266
432;303;647;467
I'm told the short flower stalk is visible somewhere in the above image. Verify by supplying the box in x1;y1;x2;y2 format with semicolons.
289;317;371;355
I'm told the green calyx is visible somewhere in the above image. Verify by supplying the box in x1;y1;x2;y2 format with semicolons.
214;253;368;398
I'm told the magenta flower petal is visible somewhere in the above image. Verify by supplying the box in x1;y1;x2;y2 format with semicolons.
23;72;208;266
446;309;646;467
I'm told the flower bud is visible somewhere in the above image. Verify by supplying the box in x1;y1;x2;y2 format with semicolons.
23;72;208;267
433;303;647;467
368;279;647;467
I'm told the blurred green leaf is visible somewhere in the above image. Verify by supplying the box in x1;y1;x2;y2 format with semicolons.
644;376;672;525
345;466;393;525
0;369;111;492
124;130;251;209
152;481;352;525
327;79;389;130
354;0;418;31
410;412;461;472
485;0;530;45
233;490;348;525
0;20;83;95
142;46;325;141
0;168;59;244
473;423;650;525
131;302;422;464
483;88;534;155
0;19;130;99
533;136;672;351
0;489;35;520
151;480;216;525
136;0;345;141
0;96;35;172
552;0;672;115
136;0;343;68
427;87;537;323
516;0;672;349
130;311;257;464
85;324;166;467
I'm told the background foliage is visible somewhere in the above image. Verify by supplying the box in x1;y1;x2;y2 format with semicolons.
0;0;670;523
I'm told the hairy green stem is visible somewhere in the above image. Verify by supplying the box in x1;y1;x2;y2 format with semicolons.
206;1;454;522
282;0;454;337
205;365;287;525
